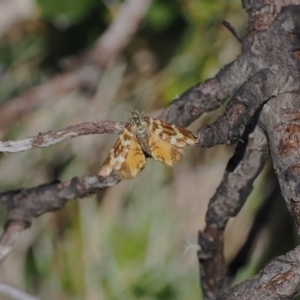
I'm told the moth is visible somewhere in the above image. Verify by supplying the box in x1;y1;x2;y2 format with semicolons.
98;110;198;179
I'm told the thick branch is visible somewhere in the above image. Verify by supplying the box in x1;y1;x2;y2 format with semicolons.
197;68;293;147
260;93;300;230
242;0;300;34
197;5;300;299
0;175;118;213
199;121;269;300
0;121;125;153
159;5;300;129
205;123;269;227
158;53;251;127
159;6;298;129
0;174;118;261
218;245;300;300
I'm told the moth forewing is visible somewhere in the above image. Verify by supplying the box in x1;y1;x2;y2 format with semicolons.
144;117;198;147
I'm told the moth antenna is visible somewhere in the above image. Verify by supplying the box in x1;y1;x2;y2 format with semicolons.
134;85;147;110
112;101;131;113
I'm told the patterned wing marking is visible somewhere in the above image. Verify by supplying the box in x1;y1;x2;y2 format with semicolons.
118;134;146;179
144;116;197;165
98;125;134;177
144;117;198;147
148;132;183;165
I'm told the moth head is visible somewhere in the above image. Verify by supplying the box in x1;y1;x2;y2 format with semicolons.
130;109;145;127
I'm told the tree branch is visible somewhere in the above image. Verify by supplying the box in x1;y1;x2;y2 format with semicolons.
0;121;125;153
260;92;300;230
197;68;294;147
197;5;300;147
0;174;118;262
222;20;242;43
158;52;252;128
199;119;269;300
218;245;300;300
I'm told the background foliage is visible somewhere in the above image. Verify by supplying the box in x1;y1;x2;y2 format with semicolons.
0;0;298;299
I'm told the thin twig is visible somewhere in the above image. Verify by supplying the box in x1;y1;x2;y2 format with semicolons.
0;121;126;153
222;20;242;43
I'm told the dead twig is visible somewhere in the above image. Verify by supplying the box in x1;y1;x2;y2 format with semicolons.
0;174;119;262
0;120;125;153
222;20;243;43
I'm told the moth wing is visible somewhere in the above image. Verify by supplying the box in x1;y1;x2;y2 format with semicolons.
98;126;132;177
143;117;197;166
118;134;146;179
147;132;184;166
144;116;197;147
98;125;146;179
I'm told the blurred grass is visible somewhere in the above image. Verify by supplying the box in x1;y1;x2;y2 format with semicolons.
0;0;297;299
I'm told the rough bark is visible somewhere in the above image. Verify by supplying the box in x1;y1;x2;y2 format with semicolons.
260;94;300;229
197;2;300;299
218;246;300;300
198;120;269;299
0;175;118;262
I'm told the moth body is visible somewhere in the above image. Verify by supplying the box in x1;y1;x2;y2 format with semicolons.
130;110;152;155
